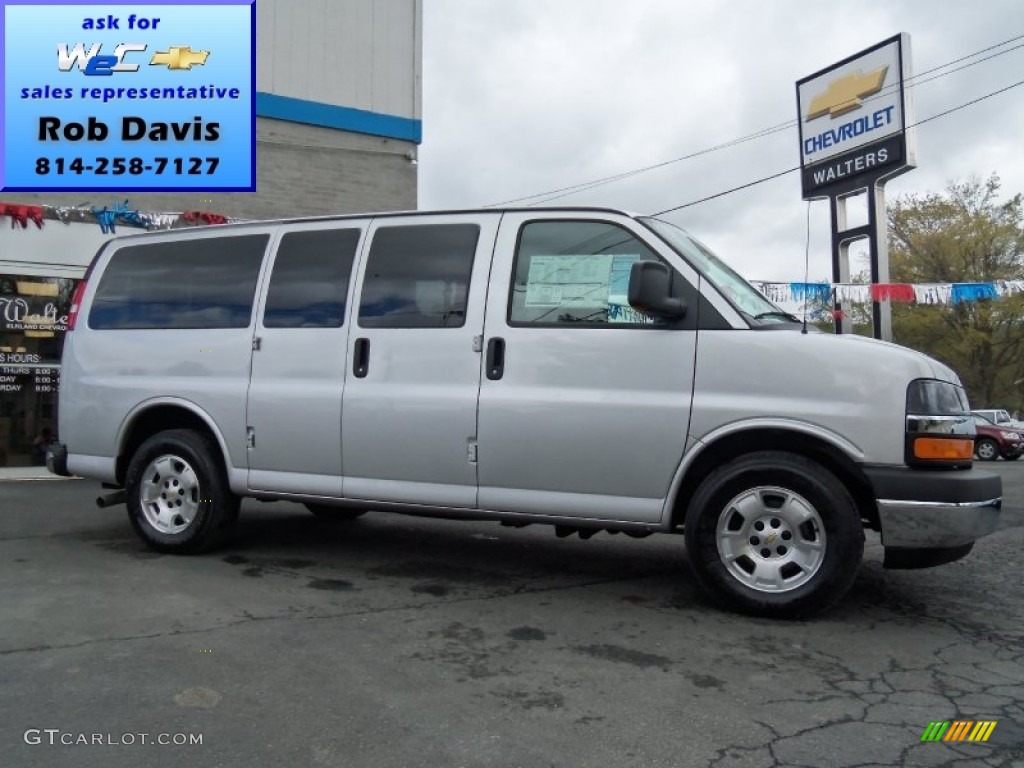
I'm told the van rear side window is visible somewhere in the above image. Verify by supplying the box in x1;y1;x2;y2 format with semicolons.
358;224;479;328
89;234;269;330
263;228;360;328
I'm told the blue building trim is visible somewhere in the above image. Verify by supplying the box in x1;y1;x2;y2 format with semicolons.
256;93;422;144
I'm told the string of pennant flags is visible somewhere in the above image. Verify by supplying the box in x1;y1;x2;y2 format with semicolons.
0;199;244;234
752;280;1023;306
4;201;1020;308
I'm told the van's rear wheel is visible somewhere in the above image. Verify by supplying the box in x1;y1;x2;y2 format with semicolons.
304;504;366;522
684;451;864;618
125;429;239;553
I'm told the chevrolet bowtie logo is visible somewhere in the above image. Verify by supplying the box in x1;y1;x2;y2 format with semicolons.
807;66;888;120
150;46;209;70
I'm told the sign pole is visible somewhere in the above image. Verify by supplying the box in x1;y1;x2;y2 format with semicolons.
829;194;854;335
868;181;892;341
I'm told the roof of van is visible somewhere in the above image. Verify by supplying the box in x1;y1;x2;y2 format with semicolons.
101;206;650;242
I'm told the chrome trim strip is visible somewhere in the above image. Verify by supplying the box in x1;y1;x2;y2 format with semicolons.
877;497;1001;510
905;413;974;436
905;414;970;422
876;496;1001;548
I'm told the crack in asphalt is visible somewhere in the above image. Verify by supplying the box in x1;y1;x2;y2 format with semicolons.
704;623;1024;768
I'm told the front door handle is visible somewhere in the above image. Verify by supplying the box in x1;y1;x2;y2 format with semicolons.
486;337;505;380
353;337;370;378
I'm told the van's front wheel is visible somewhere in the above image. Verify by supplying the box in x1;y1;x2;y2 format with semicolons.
125;429;239;553
684;451;864;618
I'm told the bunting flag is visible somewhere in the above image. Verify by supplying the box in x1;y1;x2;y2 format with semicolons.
789;282;833;303
997;280;1024;295
0;200;237;232
182;211;229;226
834;283;872;303
0;203;45;229
870;283;916;302
752;280;1019;306
912;284;954;305
951;283;999;304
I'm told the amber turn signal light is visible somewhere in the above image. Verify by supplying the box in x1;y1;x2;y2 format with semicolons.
913;437;974;461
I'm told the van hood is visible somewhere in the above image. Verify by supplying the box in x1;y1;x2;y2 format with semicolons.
825;333;962;385
692;328;965;464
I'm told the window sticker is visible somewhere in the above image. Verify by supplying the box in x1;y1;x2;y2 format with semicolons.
524;254;617;307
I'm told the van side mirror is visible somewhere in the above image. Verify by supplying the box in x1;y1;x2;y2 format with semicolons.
628;261;686;319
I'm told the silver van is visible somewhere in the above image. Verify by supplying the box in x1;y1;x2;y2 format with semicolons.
48;208;1001;617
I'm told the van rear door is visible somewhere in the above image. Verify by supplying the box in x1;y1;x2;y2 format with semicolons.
340;214;499;508
246;223;363;496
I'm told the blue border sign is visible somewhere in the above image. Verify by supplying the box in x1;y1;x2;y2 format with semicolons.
1;0;256;191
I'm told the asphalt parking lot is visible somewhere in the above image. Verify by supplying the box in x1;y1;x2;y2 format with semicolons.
2;464;1022;768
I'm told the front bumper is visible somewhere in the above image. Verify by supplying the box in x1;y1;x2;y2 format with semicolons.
46;442;71;477
866;466;1001;549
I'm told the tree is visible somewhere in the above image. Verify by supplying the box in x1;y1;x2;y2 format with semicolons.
887;174;1024;410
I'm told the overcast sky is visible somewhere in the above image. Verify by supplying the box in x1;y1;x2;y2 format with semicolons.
418;0;1024;284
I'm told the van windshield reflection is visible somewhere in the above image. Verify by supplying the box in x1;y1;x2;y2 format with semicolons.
640;217;796;324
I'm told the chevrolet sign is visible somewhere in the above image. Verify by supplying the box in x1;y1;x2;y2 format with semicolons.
806;67;888;120
796;34;916;195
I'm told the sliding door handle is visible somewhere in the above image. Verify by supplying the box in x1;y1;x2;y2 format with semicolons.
486;337;505;380
353;337;370;378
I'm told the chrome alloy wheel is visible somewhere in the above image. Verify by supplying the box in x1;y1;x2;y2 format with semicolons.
975;440;998;461
715;485;826;593
139;454;201;535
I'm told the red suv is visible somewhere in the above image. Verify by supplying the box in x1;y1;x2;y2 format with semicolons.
973;414;1023;461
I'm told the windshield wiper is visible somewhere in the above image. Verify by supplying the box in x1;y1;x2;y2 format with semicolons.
752;310;799;322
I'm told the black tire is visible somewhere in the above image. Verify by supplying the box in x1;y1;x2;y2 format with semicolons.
304;503;366;522
684;451;864;619
1001;453;1020;461
974;438;999;461
125;429;240;553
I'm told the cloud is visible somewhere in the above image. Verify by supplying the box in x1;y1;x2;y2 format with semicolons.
420;0;1024;281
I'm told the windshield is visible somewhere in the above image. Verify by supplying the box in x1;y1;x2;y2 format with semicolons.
640;217;794;323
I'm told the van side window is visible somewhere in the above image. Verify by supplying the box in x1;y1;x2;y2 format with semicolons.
358;224;479;328
263;229;360;328
89;234;269;330
509;221;665;325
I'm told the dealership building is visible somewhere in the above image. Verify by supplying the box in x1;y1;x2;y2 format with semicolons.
0;0;422;467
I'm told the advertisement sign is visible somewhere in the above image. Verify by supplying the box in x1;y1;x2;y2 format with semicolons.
0;0;256;192
0;293;69;333
796;34;915;197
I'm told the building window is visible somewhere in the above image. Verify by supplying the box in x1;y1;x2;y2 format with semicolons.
0;275;77;467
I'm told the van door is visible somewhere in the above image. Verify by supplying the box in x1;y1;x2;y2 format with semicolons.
477;213;699;523
341;214;499;508
247;223;363;496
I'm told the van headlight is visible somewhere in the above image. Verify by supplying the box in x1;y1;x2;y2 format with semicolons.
905;379;975;466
